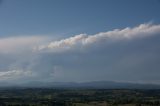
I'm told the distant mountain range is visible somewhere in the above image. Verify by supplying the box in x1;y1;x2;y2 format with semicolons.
0;81;160;89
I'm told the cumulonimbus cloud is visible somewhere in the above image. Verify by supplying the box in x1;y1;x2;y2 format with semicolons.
36;23;160;52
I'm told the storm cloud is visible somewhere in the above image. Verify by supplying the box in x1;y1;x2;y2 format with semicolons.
0;23;160;84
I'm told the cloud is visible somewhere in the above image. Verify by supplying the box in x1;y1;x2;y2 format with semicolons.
0;69;32;80
0;23;160;84
0;36;48;54
36;23;160;52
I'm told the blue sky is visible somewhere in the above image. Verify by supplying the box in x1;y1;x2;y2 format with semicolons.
1;0;160;36
0;0;160;84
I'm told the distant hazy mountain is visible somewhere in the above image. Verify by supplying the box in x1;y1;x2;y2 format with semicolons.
1;81;160;89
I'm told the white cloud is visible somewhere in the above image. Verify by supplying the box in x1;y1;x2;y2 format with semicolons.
36;23;160;52
0;70;32;80
36;34;87;52
0;36;47;54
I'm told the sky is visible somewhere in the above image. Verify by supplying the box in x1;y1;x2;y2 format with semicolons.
0;0;160;84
